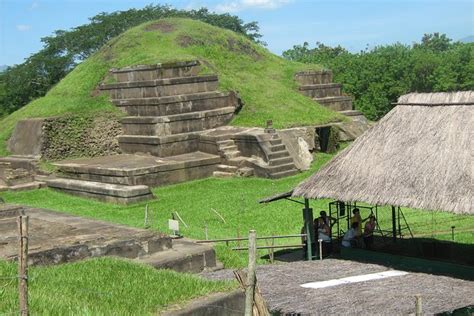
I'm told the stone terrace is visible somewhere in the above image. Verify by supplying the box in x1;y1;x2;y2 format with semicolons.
47;61;299;204
0;204;218;273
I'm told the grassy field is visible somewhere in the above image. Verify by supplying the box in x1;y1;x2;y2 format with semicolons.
0;18;343;156
1;151;472;267
0;258;234;315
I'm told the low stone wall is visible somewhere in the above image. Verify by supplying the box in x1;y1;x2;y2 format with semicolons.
8;115;122;160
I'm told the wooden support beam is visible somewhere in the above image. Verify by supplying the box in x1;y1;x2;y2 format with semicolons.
391;205;397;242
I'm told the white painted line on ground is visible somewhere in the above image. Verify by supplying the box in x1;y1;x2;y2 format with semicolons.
300;270;409;289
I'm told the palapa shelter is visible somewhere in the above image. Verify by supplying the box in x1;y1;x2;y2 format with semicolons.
293;91;473;215
262;91;473;259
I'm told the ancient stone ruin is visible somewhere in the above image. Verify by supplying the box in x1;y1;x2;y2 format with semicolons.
0;204;218;273
1;61;370;204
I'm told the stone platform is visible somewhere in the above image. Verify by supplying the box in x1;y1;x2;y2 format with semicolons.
0;204;219;273
295;70;371;140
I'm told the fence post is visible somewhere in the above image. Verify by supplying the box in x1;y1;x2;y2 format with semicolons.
144;204;149;228
17;215;29;316
318;239;323;261
245;230;257;316
415;294;422;316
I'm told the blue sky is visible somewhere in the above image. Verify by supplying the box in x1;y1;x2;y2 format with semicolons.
1;0;473;66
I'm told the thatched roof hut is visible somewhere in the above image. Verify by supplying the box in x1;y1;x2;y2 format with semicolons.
292;91;474;214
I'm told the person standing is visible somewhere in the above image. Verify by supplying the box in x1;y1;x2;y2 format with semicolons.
363;215;377;249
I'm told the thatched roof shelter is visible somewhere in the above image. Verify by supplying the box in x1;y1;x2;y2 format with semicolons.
293;91;474;214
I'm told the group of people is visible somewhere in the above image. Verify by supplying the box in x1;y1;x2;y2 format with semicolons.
342;208;377;249
301;208;378;258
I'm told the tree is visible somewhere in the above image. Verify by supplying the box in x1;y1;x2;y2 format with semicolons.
0;5;263;116
283;33;474;120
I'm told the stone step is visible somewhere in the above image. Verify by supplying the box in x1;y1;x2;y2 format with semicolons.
267;150;290;159
339;109;363;117
269;144;286;152
100;75;219;99
213;171;234;178
269;138;283;146
269;156;294;166
299;83;342;98
9;181;46;192
313;96;353;112
269;168;299;179
54;153;221;187
113;91;237;117
46;178;154;204
216;140;234;147
264;162;297;174
0;156;39;171
110;61;200;83
224;151;241;159
135;238;219;273
219;145;237;151
118;133;199;156
1;169;35;186
295;70;333;85
216;165;238;173
121;107;235;136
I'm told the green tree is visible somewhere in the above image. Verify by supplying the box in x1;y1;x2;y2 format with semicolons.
283;33;474;120
0;5;262;116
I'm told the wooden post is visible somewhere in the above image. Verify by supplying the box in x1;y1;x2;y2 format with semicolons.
17;215;29;316
415;294;422;316
204;223;208;240
303;199;314;261
144;204;149;228
318;239;323;261
245;230;257;316
391;206;397;242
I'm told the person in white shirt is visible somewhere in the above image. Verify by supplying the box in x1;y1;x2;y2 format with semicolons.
342;222;360;248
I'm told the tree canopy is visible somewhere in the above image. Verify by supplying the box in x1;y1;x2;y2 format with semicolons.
283;34;474;120
0;5;262;117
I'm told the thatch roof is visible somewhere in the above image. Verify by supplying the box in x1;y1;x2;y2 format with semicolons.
293;91;474;214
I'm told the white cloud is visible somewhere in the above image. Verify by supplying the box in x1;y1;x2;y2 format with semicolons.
215;0;291;13
16;24;32;32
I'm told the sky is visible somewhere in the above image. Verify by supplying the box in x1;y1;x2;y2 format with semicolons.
1;0;473;66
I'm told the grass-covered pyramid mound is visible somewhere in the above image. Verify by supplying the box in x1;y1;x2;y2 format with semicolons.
0;18;343;155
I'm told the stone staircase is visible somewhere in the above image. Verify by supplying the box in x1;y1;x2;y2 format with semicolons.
231;132;299;179
295;70;372;142
48;61;240;203
100;61;238;157
296;70;354;113
259;133;299;179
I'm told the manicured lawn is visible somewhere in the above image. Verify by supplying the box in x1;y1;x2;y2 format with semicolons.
0;258;234;315
1;151;472;267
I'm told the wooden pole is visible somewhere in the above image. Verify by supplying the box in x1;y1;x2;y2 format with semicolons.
245;230;257;316
204;223;208;240
303;199;314;261
144;204;149;228
391;206;397;242
415;294;422;316
318;239;323;261
17;215;29;316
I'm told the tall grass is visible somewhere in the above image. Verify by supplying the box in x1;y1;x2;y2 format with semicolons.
0;257;234;315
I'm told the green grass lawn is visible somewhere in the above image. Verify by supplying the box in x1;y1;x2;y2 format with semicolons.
1;151;472;268
0;18;343;156
0;258;234;315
